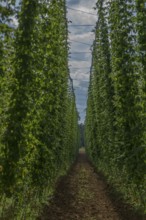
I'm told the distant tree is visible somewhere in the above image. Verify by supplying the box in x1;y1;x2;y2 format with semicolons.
79;123;85;147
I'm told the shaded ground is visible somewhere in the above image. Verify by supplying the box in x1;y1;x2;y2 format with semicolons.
39;149;146;220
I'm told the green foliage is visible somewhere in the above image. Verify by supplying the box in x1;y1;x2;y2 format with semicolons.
0;0;79;219
85;0;146;213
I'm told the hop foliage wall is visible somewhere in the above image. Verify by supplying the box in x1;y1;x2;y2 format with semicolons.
0;0;79;219
85;0;146;213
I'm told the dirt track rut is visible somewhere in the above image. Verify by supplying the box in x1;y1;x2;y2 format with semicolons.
39;149;146;220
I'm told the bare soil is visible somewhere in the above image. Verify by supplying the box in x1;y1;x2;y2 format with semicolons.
38;149;146;220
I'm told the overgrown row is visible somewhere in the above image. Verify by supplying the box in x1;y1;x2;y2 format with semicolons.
0;0;79;219
85;0;146;213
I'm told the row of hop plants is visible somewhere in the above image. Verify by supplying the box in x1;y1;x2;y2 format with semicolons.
85;0;146;214
0;0;80;219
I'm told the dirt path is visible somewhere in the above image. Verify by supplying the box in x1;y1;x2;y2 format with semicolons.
39;149;146;220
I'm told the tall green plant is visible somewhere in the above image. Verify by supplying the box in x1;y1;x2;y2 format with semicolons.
0;0;79;219
85;0;146;212
109;0;144;182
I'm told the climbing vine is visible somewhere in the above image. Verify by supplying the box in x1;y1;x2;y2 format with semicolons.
85;0;146;213
0;0;79;219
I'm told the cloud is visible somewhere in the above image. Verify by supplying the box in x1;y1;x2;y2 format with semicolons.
67;0;97;123
11;16;19;27
67;0;80;6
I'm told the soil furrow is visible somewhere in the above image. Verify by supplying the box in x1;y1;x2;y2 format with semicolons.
38;149;146;220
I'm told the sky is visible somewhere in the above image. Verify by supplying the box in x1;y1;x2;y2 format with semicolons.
66;0;97;123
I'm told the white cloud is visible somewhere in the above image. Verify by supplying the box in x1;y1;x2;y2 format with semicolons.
67;0;97;123
11;16;19;27
67;0;97;122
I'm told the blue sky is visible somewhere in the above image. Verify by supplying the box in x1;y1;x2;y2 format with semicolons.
67;0;97;123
